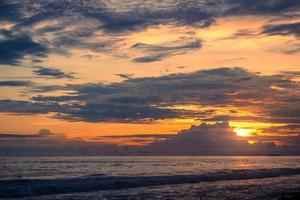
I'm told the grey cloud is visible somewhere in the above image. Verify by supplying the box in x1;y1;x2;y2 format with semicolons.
131;38;202;62
96;134;174;139
0;129;53;138
262;22;300;38
0;123;299;155
144;122;280;155
1;67;300;128
0;34;48;65
0;99;61;114
0;129;120;156
33;66;75;79
224;0;300;16
0;80;33;87
55;67;299;126
0;1;22;23
0;0;298;64
0;133;40;139
4;0;298;34
55;103;177;123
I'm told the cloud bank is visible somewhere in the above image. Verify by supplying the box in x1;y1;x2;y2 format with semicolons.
1;122;299;156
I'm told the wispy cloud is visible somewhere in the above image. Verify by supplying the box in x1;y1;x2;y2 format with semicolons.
131;38;201;62
262;22;300;38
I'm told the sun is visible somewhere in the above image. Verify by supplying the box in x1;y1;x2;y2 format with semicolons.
234;128;253;137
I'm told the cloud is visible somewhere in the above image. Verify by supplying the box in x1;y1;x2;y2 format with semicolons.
0;129;53;138
0;80;33;87
0;129;119;156
131;38;201;62
0;66;298;141
115;73;134;79
1;123;299;156
0;1;22;23
273;41;300;55
95;134;173;146
0;99;61;114
2;0;298;34
0;0;298;64
33;66;75;79
218;29;258;40
37;129;54;136
145;121;288;155
0;34;48;65
262;22;300;38
0;67;298;125
223;0;300;16
0;133;39;139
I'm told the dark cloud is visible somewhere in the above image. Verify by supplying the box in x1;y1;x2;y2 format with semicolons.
55;103;177;123
145;121;290;155
1;67;299;131
0;129;53;138
224;0;300;16
3;0;298;34
0;99;61;114
96;134;173;139
33;66;75;79
0;0;298;64
0;0;300;65
0;129;120;156
0;133;40;139
2;122;298;156
0;80;33;87
0;1;22;22
0;34;48;65
94;134;173;146
262;22;300;38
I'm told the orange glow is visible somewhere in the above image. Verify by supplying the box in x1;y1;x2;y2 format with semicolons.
247;140;257;144
234;128;253;137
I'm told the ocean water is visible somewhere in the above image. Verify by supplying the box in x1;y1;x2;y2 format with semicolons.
0;156;300;199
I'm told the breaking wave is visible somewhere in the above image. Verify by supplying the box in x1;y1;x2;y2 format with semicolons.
1;167;300;198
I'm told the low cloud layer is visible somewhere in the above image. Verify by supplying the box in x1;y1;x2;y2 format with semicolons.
145;122;298;155
0;129;119;156
1;123;299;156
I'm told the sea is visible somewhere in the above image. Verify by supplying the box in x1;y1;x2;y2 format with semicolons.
0;156;300;199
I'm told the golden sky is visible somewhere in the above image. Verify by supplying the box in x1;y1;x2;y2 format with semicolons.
0;0;299;153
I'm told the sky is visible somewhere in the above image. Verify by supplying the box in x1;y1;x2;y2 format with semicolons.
0;0;300;155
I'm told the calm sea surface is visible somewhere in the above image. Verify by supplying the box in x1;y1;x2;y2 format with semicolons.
0;156;300;199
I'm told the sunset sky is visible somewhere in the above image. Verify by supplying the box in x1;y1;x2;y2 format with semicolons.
0;0;299;155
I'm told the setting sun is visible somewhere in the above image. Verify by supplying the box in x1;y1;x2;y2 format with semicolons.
234;128;253;137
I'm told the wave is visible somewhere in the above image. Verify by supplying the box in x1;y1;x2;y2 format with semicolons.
1;167;300;198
